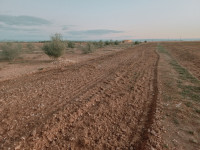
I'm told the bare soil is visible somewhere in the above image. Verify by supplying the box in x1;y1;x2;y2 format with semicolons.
161;42;200;80
0;43;162;149
158;42;200;150
0;42;127;81
1;42;199;150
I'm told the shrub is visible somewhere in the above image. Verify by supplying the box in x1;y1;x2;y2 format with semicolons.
105;40;110;46
68;41;75;48
134;41;140;45
114;40;120;45
98;40;104;48
42;33;65;59
82;43;95;54
92;41;104;48
109;40;114;45
91;41;98;47
0;42;22;61
104;40;115;46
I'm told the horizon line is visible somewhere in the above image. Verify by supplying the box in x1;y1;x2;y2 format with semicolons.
1;38;200;42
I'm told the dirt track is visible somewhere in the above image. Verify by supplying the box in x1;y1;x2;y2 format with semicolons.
0;43;160;149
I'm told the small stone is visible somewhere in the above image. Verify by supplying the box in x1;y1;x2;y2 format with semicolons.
151;146;155;150
0;127;4;134
32;129;36;136
189;138;198;144
15;144;21;150
150;130;156;136
69;118;74;123
130;146;134;150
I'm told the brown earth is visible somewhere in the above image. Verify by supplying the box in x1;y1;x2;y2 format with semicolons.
161;42;200;80
158;42;200;150
1;42;199;150
0;43;163;149
0;43;127;82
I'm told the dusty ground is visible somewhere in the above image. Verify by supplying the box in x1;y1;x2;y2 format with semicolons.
0;42;128;81
0;42;199;149
0;43;163;149
161;42;200;80
158;42;200;150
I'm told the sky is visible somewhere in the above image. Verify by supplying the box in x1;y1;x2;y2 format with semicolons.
0;0;200;41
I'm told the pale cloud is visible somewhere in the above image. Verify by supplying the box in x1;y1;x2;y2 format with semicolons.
67;29;123;36
0;15;51;26
62;25;75;31
0;24;40;32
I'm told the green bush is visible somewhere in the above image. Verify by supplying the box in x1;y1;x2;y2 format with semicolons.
114;40;120;45
109;40;114;45
82;43;95;54
91;41;98;47
42;33;65;59
134;41;140;45
98;40;104;48
104;40;115;46
105;40;110;46
92;41;104;48
67;41;75;48
0;42;22;61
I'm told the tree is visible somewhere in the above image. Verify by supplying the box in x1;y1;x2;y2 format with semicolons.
114;40;120;45
105;40;110;45
42;33;65;59
68;41;75;48
134;41;140;45
98;40;104;48
82;43;94;54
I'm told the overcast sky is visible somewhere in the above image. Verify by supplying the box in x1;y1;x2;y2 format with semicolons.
0;0;200;41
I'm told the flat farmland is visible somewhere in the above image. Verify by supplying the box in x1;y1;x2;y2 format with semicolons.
0;43;162;149
161;42;200;79
0;42;200;150
159;42;200;150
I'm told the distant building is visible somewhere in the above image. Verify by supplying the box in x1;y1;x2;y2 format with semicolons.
122;40;133;43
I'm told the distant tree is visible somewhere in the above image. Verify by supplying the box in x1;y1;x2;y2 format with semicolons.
134;41;140;45
82;43;95;54
42;33;65;59
109;40;114;45
92;41;98;47
105;40;110;45
98;40;104;48
114;40;120;45
68;41;75;48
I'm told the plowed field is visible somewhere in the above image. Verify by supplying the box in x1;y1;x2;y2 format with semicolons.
0;43;160;149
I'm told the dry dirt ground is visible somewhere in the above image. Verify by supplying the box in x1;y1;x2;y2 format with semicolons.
161;42;200;80
0;43;163;149
0;42;199;150
158;42;200;150
0;42;127;82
